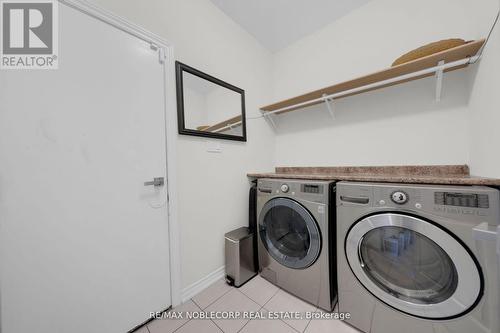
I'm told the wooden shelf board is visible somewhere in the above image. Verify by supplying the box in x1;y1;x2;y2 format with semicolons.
202;114;242;132
261;39;485;114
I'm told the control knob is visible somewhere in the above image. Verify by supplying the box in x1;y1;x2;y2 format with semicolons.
280;184;289;193
391;191;408;204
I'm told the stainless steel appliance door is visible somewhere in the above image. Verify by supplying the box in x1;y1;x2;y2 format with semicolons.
345;213;482;319
258;198;321;269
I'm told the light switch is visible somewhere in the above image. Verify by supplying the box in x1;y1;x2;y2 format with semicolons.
206;141;222;153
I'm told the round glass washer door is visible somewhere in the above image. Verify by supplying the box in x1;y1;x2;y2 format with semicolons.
345;213;482;319
259;197;321;269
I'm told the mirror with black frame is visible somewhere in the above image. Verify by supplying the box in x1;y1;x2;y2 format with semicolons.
175;62;247;142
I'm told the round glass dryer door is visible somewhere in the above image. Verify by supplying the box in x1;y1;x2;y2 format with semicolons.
259;198;321;269
345;213;482;319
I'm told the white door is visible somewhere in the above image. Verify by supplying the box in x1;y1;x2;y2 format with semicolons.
0;3;171;333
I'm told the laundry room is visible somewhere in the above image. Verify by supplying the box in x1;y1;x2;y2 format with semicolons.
1;0;500;333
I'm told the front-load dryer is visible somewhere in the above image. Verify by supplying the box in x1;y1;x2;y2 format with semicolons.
257;179;336;311
337;181;500;333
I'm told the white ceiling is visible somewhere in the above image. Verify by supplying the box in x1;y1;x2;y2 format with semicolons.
210;0;371;52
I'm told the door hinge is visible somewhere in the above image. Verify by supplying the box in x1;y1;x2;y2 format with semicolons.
150;43;166;64
158;47;166;64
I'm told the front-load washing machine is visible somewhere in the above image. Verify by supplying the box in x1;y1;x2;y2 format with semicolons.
337;181;500;333
257;179;336;311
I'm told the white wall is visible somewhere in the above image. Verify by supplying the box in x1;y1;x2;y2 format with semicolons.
469;7;500;177
89;0;275;290
270;0;497;167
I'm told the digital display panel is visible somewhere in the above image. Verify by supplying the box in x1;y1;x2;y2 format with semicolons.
302;184;323;194
434;192;489;208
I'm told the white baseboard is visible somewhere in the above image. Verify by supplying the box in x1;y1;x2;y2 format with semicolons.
181;266;226;303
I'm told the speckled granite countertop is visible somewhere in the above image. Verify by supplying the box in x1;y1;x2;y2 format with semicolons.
247;165;500;186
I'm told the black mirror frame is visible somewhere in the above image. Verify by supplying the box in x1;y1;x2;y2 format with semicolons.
175;61;247;142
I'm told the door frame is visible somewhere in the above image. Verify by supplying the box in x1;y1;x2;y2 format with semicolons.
59;0;182;307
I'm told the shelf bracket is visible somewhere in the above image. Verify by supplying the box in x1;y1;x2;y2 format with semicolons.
261;110;277;130
216;122;237;133
323;94;335;120
435;60;445;102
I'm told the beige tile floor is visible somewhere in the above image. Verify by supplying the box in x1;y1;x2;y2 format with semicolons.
138;275;360;333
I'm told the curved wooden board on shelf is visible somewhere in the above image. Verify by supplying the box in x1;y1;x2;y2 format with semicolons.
260;39;485;114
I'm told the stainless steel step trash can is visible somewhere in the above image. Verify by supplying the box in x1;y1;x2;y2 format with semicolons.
225;227;257;287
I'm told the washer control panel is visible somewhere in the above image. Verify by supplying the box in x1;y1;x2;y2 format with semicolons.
257;179;331;205
391;191;409;204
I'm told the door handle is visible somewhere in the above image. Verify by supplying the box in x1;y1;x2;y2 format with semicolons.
340;196;369;204
144;177;164;187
